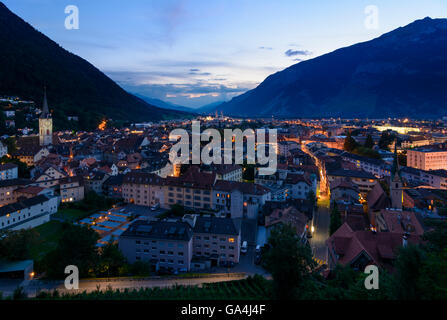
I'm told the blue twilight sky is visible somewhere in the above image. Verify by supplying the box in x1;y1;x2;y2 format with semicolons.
3;0;447;108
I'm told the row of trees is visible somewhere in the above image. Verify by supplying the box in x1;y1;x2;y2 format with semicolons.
344;132;381;159
262;220;447;300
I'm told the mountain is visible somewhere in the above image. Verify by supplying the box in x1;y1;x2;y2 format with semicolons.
218;17;447;119
133;94;194;112
0;2;190;130
196;101;227;114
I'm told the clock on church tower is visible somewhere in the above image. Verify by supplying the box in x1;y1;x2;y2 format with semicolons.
39;88;53;146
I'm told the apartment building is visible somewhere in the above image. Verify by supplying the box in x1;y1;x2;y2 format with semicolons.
191;215;241;265
201;164;242;182
122;167;270;219
119;219;193;272
14;146;49;167
122;172;165;207
0;194;59;230
401;137;433;149
326;168;378;196
407;144;447;171
341;152;391;178
400;166;447;190
163;167;216;210
0;178;30;206
213;180;271;219
59;176;85;203
0;163;18;180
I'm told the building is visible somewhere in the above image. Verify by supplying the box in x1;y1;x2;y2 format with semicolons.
0;163;18;180
401;136;432;149
265;205;309;241
191;215;241;266
14;186;53;199
122;172;164;207
213;180;271;219
330;179;360;204
84;171;109;194
0;194;59;230
326;168;377;197
407;143;447;171
39;88;53;146
14;146;49;167
327;222;421;272
59;176;85;203
119;219;193;272
0;141;7;158
341;152;391;178
103;174;124;198
0;178;30;206
122;167;271;219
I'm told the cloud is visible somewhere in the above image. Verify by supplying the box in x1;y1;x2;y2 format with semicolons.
259;46;273;50
284;49;312;57
119;81;255;107
188;68;212;76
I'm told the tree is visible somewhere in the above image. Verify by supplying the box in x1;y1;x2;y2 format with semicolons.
329;202;342;235
97;242;127;277
392;245;425;300
378;130;396;151
364;134;375;149
0;229;39;261
344;132;358;152
262;224;315;299
43;223;99;278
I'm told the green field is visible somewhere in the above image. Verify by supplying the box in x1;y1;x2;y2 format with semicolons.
52;208;93;223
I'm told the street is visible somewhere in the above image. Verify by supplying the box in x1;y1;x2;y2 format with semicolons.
5;273;248;298
309;194;330;266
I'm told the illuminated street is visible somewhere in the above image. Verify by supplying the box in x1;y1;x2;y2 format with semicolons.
309;194;330;266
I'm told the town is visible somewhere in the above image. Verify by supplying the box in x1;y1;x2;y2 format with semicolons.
1;89;446;299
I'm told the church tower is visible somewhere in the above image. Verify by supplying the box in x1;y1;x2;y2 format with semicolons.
390;142;403;210
39;87;53;146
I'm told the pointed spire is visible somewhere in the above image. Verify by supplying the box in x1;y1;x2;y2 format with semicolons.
40;86;50;118
391;139;400;179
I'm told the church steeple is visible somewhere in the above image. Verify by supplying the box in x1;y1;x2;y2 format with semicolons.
39;86;53;146
391;139;400;179
40;86;50;119
390;139;403;209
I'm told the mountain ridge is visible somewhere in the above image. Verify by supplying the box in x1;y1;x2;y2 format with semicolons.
213;17;447;119
0;2;189;130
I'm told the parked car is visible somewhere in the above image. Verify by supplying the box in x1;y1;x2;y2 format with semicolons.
241;241;248;254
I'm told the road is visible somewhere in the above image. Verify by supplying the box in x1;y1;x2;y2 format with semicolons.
14;274;248;298
309;195;330;266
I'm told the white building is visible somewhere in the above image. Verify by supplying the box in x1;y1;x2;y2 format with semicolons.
0;194;59;231
0;163;18;180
